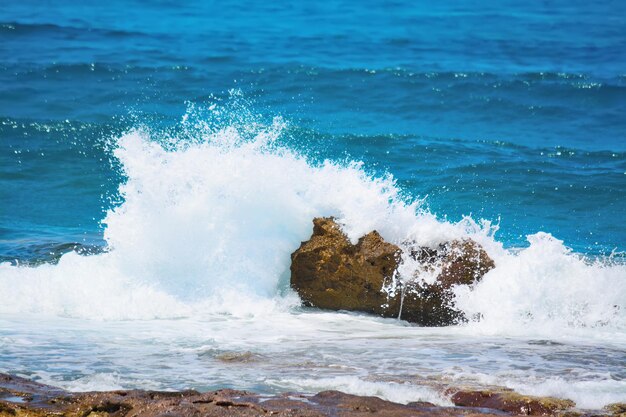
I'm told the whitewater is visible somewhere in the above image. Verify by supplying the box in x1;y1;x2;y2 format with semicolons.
0;103;624;410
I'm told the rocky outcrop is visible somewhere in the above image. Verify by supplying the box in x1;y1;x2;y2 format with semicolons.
0;373;601;417
289;217;402;316
605;403;626;417
290;217;495;326
449;389;576;416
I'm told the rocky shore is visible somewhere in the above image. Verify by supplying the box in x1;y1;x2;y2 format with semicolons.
1;373;624;417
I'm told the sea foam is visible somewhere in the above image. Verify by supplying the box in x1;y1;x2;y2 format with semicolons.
0;109;624;410
0;101;624;336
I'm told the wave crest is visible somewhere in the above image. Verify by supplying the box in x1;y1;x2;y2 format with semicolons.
0;98;624;332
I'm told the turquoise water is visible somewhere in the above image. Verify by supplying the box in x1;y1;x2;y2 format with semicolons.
1;1;626;409
2;0;625;258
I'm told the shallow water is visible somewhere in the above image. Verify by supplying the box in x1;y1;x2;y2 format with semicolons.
2;310;625;409
1;0;625;411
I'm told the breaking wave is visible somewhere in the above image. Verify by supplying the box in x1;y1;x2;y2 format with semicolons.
0;98;624;336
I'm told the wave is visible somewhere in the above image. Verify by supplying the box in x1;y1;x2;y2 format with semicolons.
0;97;624;334
267;376;451;406
1;62;195;77
0;21;147;38
2;60;624;87
454;233;626;333
3;115;623;162
0;241;105;265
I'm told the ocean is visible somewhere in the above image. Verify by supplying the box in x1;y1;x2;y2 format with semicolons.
1;0;625;411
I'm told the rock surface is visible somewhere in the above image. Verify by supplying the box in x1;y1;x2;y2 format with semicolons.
0;373;608;417
604;403;626;417
449;389;576;416
290;217;495;326
290;217;402;316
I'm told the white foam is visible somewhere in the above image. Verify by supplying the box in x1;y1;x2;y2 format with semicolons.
0;252;191;319
444;370;626;410
454;232;626;337
0;101;479;319
0;99;624;328
267;376;451;406
52;372;126;392
508;378;626;410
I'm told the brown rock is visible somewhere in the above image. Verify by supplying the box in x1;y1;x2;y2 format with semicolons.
214;351;262;363
290;217;402;316
605;403;626;417
437;239;496;288
451;389;576;416
6;373;617;417
290;217;495;326
398;239;496;325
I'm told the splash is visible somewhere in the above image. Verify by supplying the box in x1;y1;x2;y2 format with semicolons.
0;96;624;333
0;97;469;319
454;233;626;335
267;376;452;406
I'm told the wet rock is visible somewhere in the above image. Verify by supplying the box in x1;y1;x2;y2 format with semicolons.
605;403;626;417
450;389;576;416
214;351;262;363
0;373;613;417
289;217;402;316
399;238;496;325
433;239;496;288
290;217;495;326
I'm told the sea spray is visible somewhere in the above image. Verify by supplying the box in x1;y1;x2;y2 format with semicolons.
1;101;625;331
454;232;626;334
0;102;473;318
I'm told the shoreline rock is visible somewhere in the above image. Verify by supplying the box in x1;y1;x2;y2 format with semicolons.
290;217;495;326
0;373;620;417
448;388;576;416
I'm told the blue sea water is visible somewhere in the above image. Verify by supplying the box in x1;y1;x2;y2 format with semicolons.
1;0;626;409
1;0;625;259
